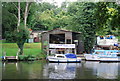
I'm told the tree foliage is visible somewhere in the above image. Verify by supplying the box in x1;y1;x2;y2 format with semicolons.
2;1;120;53
66;2;96;53
14;24;29;55
2;2;17;42
95;2;120;38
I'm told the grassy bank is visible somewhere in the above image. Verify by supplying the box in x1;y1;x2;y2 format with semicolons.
1;43;46;58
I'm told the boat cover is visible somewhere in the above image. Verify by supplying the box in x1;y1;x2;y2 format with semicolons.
65;53;77;58
1;56;4;59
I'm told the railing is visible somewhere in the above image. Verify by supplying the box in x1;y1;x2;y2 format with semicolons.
97;39;118;46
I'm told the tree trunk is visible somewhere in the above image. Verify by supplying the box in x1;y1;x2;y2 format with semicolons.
17;0;21;55
24;2;29;28
17;0;20;30
17;41;25;55
17;44;23;55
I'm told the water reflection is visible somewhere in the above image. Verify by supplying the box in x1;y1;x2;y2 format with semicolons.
0;62;2;80
43;63;81;79
2;61;45;79
97;63;118;79
3;62;19;71
84;61;119;79
2;61;120;79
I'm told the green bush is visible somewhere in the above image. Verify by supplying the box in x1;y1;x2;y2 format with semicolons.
18;55;36;61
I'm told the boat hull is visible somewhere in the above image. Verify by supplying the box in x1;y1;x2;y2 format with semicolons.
100;57;120;62
47;58;81;63
84;54;120;62
84;54;100;61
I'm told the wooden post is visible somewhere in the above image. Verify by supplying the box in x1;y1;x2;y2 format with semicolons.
16;50;19;60
71;35;72;54
65;34;66;54
74;48;76;54
47;34;50;55
4;52;6;60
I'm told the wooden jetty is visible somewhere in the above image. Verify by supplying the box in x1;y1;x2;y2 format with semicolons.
3;52;19;61
4;56;18;61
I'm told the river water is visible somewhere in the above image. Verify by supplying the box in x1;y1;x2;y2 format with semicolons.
1;61;120;79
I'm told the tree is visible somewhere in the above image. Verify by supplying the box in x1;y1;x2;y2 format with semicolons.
66;2;120;52
66;2;96;53
78;3;96;53
94;2;120;40
2;2;32;55
28;2;57;30
14;24;29;55
15;1;32;55
35;7;71;30
2;2;18;42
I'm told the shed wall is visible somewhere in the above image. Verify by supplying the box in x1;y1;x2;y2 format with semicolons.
41;29;84;55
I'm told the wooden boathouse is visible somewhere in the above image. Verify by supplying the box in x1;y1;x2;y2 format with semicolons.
41;28;84;55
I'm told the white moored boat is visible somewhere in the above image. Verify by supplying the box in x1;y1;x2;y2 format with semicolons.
47;53;81;63
84;50;120;62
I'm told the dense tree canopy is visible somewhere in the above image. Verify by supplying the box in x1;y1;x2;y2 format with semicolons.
2;1;120;53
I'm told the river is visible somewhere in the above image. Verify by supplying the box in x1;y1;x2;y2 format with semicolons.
1;61;120;79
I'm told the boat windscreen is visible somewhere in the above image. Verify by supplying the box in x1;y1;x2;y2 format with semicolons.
65;54;77;58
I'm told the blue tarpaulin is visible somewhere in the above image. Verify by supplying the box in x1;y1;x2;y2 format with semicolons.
114;44;118;47
0;56;4;58
65;53;77;58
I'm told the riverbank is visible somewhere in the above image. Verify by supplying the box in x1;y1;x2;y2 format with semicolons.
1;43;46;60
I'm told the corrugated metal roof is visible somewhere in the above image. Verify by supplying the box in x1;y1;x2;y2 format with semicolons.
41;28;81;34
32;30;47;33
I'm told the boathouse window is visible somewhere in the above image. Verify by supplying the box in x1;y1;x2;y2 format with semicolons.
49;34;65;44
66;39;71;44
